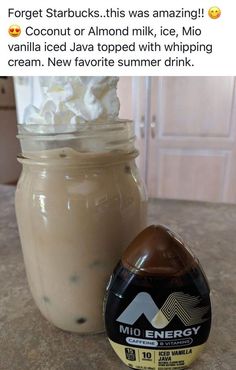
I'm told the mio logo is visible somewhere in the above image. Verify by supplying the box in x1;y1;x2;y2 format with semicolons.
116;292;209;329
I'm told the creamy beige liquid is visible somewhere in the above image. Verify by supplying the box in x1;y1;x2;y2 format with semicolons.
15;148;147;333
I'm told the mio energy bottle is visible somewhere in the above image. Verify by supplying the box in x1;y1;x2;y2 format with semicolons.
105;225;211;370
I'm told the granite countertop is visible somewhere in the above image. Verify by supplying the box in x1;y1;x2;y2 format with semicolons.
0;184;235;370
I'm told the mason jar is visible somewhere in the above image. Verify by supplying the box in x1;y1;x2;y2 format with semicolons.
15;121;147;334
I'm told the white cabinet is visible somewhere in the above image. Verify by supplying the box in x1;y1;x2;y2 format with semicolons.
124;76;236;203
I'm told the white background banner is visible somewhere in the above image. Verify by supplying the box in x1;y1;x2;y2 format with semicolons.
0;0;235;76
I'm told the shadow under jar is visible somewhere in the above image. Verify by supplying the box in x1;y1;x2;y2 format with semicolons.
15;120;147;334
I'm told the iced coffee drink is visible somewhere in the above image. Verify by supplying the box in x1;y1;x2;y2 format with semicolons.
15;77;147;333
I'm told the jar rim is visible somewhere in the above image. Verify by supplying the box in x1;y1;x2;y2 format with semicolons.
17;119;133;140
17;119;135;153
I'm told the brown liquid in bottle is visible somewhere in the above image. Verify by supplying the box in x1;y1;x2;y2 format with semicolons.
105;225;211;370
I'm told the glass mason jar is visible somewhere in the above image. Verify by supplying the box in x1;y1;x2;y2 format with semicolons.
15;121;147;334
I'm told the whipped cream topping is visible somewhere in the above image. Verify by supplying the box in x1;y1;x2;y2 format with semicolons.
23;77;120;127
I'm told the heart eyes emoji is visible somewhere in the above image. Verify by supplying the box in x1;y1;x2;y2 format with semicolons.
8;25;21;37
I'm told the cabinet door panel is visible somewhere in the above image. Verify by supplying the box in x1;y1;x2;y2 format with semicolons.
159;77;234;137
147;77;236;203
0;110;21;184
156;149;228;202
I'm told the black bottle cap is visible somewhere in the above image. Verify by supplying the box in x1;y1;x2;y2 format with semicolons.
122;225;198;277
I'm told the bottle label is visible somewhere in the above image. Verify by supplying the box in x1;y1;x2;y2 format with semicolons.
109;340;205;370
106;287;211;370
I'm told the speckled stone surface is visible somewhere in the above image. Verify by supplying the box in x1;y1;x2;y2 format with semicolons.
0;184;235;370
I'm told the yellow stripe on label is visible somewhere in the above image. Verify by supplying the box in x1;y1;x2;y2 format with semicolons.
109;340;205;370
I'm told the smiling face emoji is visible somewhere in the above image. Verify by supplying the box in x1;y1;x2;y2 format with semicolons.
208;7;221;19
8;25;21;37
